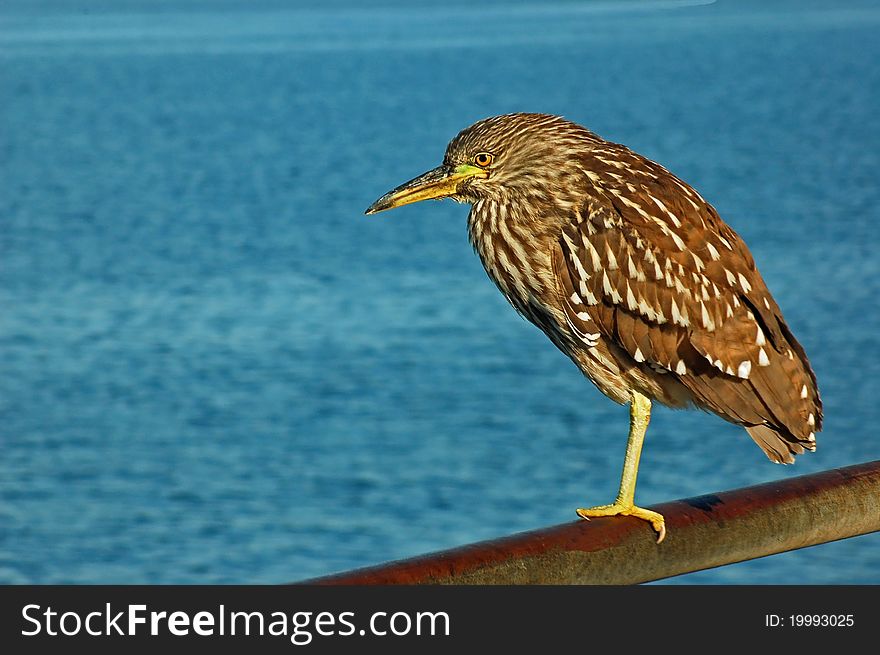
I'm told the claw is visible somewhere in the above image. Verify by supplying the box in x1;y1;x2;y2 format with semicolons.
577;504;666;543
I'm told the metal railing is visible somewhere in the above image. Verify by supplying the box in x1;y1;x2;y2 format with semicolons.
302;460;880;584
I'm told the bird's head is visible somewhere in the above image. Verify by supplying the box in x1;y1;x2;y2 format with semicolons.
365;113;596;215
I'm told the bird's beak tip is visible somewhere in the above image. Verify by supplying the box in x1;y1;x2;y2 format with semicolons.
364;198;390;215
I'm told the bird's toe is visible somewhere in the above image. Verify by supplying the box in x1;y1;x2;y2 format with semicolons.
576;503;666;543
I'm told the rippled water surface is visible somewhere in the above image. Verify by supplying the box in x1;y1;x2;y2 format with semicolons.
2;0;879;583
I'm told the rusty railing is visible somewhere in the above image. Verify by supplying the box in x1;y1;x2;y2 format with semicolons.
302;460;880;584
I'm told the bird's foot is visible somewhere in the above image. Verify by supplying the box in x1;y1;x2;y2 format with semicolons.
576;503;666;543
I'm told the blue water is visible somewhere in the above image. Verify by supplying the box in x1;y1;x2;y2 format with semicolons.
2;0;879;584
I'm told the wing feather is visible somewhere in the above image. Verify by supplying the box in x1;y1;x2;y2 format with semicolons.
555;160;821;461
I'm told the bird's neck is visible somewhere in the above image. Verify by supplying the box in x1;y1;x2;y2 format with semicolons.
467;197;560;318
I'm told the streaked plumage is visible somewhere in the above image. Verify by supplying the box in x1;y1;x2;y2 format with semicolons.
366;113;822;540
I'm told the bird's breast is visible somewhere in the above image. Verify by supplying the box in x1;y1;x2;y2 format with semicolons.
467;199;563;326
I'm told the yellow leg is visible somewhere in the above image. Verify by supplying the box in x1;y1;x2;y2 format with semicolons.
576;390;666;543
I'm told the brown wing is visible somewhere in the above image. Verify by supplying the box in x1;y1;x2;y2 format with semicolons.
558;151;821;463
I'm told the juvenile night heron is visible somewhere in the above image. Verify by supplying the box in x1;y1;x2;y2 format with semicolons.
365;113;822;542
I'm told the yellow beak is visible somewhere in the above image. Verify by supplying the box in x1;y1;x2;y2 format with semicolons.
365;164;487;215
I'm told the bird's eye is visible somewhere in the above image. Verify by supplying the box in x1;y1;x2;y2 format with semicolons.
473;152;494;168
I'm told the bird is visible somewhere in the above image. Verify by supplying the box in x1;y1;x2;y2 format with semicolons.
365;113;822;543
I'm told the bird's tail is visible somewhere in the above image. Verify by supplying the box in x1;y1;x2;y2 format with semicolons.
684;312;822;464
746;424;813;464
743;313;822;464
